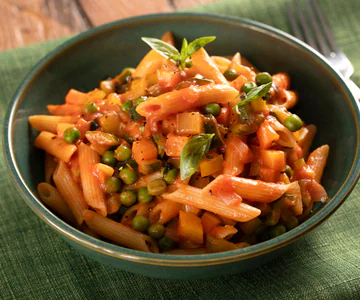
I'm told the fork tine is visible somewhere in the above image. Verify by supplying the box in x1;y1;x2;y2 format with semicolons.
306;1;331;56
312;0;339;53
286;3;304;41
294;0;319;51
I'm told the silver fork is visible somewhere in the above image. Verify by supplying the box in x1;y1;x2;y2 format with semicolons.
287;0;360;99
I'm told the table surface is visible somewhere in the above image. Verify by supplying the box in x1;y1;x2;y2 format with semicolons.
1;0;217;51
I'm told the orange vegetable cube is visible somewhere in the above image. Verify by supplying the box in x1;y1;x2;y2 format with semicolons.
257;120;280;149
178;211;204;245
162;115;177;134
201;212;222;234
259;167;280;183
165;133;190;157
132;139;157;164
216;106;230;126
93;163;115;184
176;112;204;135
210;225;238;240
199;154;224;177
260;150;286;171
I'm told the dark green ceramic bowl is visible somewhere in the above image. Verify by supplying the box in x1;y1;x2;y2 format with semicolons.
4;13;360;280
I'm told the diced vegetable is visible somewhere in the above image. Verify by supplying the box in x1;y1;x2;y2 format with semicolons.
176;112;204;135
178;211;203;244
199;154;223;177
132;139;158;164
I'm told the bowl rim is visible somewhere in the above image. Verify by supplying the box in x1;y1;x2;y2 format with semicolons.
3;12;360;267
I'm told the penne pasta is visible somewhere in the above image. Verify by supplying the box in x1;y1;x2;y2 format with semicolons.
35;131;77;163
29;115;78;133
53;161;88;225
307;145;329;183
163;185;260;222
37;182;77;226
202;174;291;203
78;143;107;216
297;125;317;158
149;200;182;224
84;210;159;253
44;153;57;184
136;83;238;121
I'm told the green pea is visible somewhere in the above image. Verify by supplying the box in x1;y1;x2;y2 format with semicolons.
163;168;179;185
203;103;221;117
284;165;293;178
269;225;286;238
133;96;147;106
121;100;133;112
115;145;132;161
120;190;137;206
137;187;153;204
63;127;81;144
255;72;273;85
147;179;167;196
241;81;257;93
158;236;175;251
132;215;150;232
119;167;138;185
284;114;303;132
90;120;99;131
101;150;116;166
83;102;98;114
105;177;122;194
148;223;165;240
223;69;238;81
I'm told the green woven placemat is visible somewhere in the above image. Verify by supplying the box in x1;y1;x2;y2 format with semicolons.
1;0;359;299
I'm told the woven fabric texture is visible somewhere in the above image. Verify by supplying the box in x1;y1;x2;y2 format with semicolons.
0;0;359;299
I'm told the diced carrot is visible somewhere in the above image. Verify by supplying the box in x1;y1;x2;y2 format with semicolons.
132;139;157;164
260;150;286;171
182;205;202;216
199;154;224;177
124;122;144;141
178;211;204;245
165;133;190;157
162;115;177;134
107;194;121;215
201;212;222;234
176;112;204;135
259;167;280;183
157;68;183;92
98;112;120;135
257;120;280;149
251;97;267;113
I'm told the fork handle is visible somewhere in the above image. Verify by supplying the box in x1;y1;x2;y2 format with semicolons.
346;79;360;101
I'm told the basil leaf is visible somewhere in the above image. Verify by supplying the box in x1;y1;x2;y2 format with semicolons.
141;37;180;60
180;38;188;55
180;134;215;180
186;36;216;56
234;82;272;111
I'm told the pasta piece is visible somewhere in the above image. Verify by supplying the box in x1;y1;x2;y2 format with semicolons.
65;89;87;104
272;73;291;90
223;137;252;176
83;210;159;253
268;105;291;124
178;211;203;244
56;122;74;137
163;185;260;222
205;234;237;253
296;125;317;158
47;104;84;116
307;145;329;183
29;115;78;133
203;174;291;203
190;48;228;84
161;31;175;45
120;78;148;102
210;225;238;240
229;52;241;68
125;171;162;190
210;56;231;73
149;200;182;224
37;182;77;226
136;83;238;121
78;143;107;216
53;161;88;225
35;131;77;163
44;153;57;184
257;120;280;149
85;131;120;147
182;204;202;216
230;74;247;91
132;50;169;78
107;194;121;215
93;163;114;184
287;181;303;216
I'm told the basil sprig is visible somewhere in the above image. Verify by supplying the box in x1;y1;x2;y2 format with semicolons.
142;36;216;69
180;134;214;180
233;82;272;114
